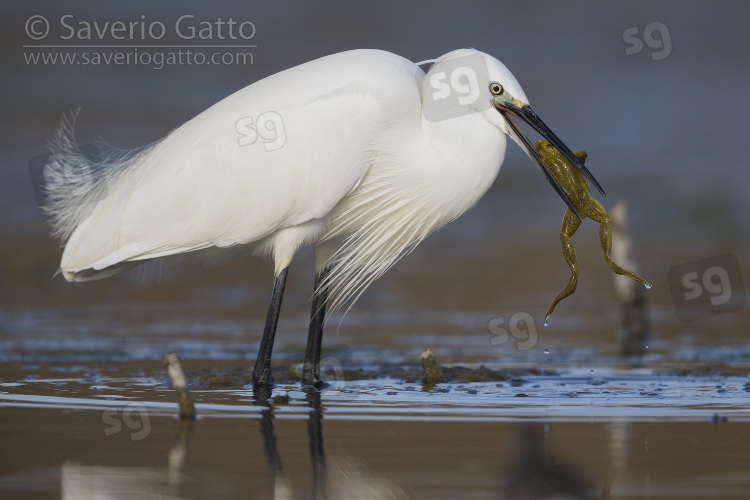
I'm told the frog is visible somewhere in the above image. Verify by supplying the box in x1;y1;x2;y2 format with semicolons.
535;140;651;326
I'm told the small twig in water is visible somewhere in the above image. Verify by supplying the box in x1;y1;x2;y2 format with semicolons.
162;353;196;420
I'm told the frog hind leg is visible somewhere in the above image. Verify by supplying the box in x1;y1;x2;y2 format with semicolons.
545;208;583;325
589;199;652;289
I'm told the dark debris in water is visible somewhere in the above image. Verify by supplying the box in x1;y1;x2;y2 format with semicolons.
271;394;290;405
169;361;557;390
180;365;377;389
410;364;554;385
186;368;253;389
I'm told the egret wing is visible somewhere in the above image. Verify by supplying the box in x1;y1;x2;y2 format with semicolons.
58;50;421;277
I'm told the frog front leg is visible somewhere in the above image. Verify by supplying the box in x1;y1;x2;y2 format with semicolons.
588;199;652;289
545;208;583;325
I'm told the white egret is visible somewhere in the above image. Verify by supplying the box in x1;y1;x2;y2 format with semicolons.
44;48;604;387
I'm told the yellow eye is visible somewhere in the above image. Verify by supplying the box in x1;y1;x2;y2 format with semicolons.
489;83;504;96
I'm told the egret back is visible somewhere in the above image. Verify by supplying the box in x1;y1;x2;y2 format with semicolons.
48;50;422;280
47;48;511;315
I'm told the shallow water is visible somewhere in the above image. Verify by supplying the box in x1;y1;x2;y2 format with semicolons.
2;354;750;499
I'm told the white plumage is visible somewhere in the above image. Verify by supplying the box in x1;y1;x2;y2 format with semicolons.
44;48;598;385
46;49;518;307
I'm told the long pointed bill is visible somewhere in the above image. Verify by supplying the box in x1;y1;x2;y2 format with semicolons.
514;105;605;196
496;102;606;210
503;115;584;220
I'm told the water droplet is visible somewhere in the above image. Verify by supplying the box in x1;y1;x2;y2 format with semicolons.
544;349;550;355
644;345;649;349
645;284;652;290
590;370;595;374
543;319;549;327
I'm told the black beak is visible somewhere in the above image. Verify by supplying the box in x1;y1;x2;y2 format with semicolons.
496;103;605;219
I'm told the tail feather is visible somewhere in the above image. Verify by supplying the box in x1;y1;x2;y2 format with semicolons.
42;109;154;245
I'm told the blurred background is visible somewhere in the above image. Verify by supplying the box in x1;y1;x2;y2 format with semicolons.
3;2;750;498
2;0;749;366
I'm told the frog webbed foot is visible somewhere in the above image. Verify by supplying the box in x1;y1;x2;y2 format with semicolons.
545;209;582;325
596;209;652;290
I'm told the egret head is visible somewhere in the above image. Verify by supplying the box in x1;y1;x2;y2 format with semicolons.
425;49;605;217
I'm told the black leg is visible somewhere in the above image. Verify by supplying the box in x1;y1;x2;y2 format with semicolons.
252;266;289;387
302;266;330;387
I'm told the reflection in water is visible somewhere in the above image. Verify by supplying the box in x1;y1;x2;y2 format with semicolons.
54;382;408;499
606;420;631;494
502;424;595;500
62;463;176;499
4;381;747;498
305;388;327;500
252;384;409;499
253;385;328;499
168;419;195;488
62;415;195;499
253;384;288;499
